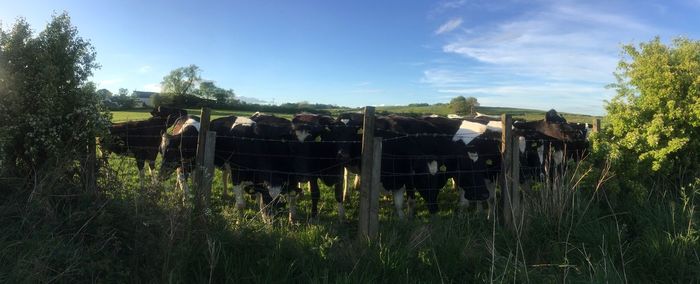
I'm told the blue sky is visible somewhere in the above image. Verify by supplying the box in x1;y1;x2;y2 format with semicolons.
2;0;700;115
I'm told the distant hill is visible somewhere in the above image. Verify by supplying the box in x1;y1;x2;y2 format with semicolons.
237;96;270;105
339;104;599;123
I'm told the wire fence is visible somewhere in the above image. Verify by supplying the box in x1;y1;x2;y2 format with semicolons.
19;112;589;220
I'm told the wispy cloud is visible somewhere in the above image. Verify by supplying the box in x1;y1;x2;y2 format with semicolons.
426;2;658;114
98;78;123;87
347;89;384;95
138;65;152;73
435;18;463;35
142;83;161;92
441;0;467;9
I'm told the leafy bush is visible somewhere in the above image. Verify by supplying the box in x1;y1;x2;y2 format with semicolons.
0;14;109;183
603;37;700;190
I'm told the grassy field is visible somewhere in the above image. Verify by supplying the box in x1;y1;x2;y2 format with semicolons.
2;152;697;282
0;107;694;282
112;105;599;124
111;108;276;122
373;105;599;123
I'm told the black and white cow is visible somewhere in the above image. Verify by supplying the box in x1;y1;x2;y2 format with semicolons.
102;107;187;188
289;113;364;221
420;116;501;214
159;113;295;219
158;115;201;194
327;113;495;218
372;115;492;218
512;109;590;183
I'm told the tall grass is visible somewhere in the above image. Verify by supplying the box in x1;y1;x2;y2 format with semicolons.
1;154;698;282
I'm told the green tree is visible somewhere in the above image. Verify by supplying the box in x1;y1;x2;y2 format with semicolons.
161;64;201;98
197;81;215;101
118;87;129;97
0;13;109;181
449;96;479;115
213;88;235;104
603;37;700;189
96;88;112;100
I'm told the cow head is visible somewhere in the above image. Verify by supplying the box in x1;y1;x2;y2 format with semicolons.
151;106;187;119
330;113;364;165
158;132;180;180
545;109;567;124
291;113;333;143
151;106;188;127
251;114;292;139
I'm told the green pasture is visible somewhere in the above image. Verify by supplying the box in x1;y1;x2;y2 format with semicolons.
111;105;599;124
3;153;692;282
110;108;281;122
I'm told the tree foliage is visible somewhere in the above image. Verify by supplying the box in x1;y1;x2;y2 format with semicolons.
196;80;235;104
603;37;700;188
0;13;109;178
449;96;479;115
96;88;112;100
160;64;201;98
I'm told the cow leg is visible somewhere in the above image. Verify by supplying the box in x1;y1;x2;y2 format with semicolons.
257;192;271;224
406;189;417;219
393;187;406;220
222;163;231;199
148;160;158;184
136;160;146;190
288;189;298;223
418;188;439;217
310;179;321;221
458;187;469;208
177;167;189;198
343;167;351;202
485;179;497;220
334;182;346;221
233;184;246;211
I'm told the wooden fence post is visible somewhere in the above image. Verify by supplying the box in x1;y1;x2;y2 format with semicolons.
84;137;97;192
369;138;382;237
194;108;212;215
201;131;216;207
500;114;514;229
592;118;601;133
358;106;380;240
510;133;521;229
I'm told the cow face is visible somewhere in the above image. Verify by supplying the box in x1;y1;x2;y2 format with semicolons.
251;115;292;139
331;113;364;165
151;106;187;119
322;121;361;164
158;133;181;179
292;114;333;143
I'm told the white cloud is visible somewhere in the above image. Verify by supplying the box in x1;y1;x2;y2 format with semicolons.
425;2;659;114
441;0;467;9
98;78;123;87
347;89;384;94
142;83;161;92
436;82;613;115
435;18;463;35
138;65;152;73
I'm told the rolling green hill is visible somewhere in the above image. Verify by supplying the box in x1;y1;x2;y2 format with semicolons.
111;105;599;124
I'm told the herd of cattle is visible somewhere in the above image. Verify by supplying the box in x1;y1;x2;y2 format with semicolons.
102;106;591;221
